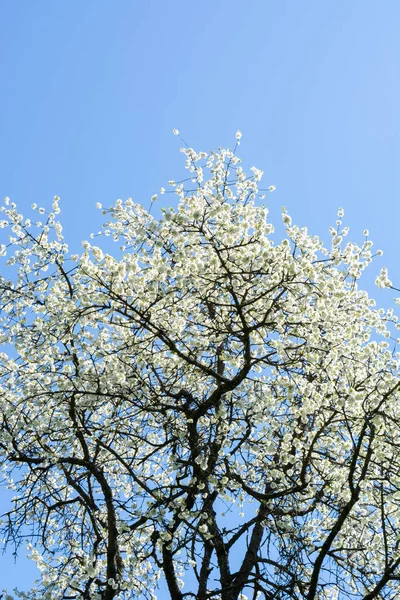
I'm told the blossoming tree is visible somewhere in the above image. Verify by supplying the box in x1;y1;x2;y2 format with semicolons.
1;135;400;600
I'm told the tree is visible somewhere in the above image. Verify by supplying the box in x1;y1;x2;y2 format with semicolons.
1;137;400;600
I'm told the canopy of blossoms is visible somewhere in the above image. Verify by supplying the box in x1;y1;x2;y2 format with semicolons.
0;135;399;600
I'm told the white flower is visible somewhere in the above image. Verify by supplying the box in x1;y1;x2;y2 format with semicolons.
96;202;102;209
173;128;180;136
376;266;392;288
363;229;369;236
251;166;263;181
282;213;292;227
268;185;276;192
151;194;158;202
235;130;242;140
107;578;118;590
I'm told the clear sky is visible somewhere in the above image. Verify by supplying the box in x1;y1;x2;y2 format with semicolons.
1;0;400;593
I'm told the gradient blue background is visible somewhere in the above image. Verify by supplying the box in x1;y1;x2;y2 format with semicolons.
1;0;400;593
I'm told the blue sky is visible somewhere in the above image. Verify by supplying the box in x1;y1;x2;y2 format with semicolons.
1;0;400;593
